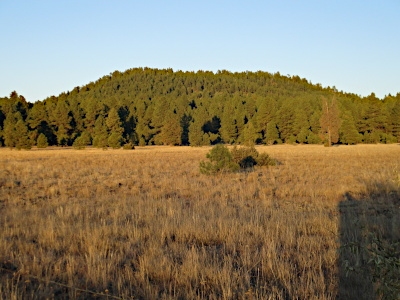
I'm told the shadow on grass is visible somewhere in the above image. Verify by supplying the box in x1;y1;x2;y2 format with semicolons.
339;181;400;299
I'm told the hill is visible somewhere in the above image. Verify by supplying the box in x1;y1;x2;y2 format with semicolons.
0;68;399;147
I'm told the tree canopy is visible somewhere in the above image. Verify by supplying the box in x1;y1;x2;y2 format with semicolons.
1;68;399;148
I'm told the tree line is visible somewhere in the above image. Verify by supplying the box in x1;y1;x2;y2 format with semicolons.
0;68;399;149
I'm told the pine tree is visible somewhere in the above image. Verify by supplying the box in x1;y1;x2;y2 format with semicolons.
220;102;238;144
292;108;310;143
106;107;124;134
276;102;295;143
241;120;259;146
320;97;341;146
388;101;400;142
37;133;49;148
14;119;32;150
339;111;361;144
159;113;182;145
108;132;123;148
73;131;91;149
256;97;276;140
3;112;18;148
265;121;280;145
49;100;72;146
189;120;205;146
92;115;109;148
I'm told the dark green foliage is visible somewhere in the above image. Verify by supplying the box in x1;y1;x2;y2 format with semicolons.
2;112;18;148
231;145;259;168
241;121;259;146
199;144;239;175
265;121;281;145
49;100;72;146
92;115;109;148
14;119;32;150
231;145;276;168
256;152;277;167
36;133;49;148
320;97;341;146
339;112;361;145
108;132;123;149
73;131;91;149
189;120;207;146
201;145;276;175
3;112;31;149
158;113;182;145
1;68;399;148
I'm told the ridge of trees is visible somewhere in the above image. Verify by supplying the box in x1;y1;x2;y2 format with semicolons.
1;68;399;148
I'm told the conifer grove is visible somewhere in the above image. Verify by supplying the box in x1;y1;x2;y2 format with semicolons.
1;68;399;148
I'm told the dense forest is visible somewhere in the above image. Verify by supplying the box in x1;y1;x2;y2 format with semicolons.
1;68;399;149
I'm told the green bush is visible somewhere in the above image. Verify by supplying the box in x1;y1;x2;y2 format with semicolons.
231;145;259;169
200;145;276;175
199;144;239;175
256;152;276;167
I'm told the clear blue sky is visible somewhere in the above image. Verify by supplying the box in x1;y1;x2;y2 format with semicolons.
1;1;399;102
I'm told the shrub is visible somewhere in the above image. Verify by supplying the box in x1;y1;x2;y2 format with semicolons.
123;142;135;150
199;144;239;175
200;145;276;175
231;145;259;169
256;152;276;167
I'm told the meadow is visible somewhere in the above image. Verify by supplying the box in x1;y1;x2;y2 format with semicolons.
0;144;399;299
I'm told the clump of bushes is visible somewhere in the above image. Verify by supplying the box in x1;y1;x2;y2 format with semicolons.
200;145;276;175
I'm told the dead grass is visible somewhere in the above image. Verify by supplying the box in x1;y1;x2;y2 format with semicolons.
0;144;399;299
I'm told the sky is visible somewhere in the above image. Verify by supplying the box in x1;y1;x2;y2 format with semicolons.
1;1;399;102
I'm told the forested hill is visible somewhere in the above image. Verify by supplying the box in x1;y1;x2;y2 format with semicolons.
0;68;400;149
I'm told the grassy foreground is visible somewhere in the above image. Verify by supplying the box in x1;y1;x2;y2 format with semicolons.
0;145;399;299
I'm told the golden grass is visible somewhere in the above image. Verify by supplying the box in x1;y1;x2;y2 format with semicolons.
0;144;399;299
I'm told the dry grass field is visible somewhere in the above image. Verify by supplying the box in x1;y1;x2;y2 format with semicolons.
0;144;399;299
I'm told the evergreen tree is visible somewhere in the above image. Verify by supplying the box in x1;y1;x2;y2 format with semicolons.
159;113;182;145
37;133;49;148
320;97;341;146
292;108;309;143
339;111;361;144
150;96;169;143
3;112;22;148
73;131;91;149
241;120;259;146
56;124;69;146
388;101;400;142
14;119;32;150
108;132;123;148
189;120;205;146
256;97;276;140
220;102;237;143
105;107;124;147
265;121;280;145
92;115;109;148
49;100;72;145
106;107;124;134
276;102;295;143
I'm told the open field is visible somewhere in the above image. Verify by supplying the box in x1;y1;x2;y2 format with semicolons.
0;144;399;299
